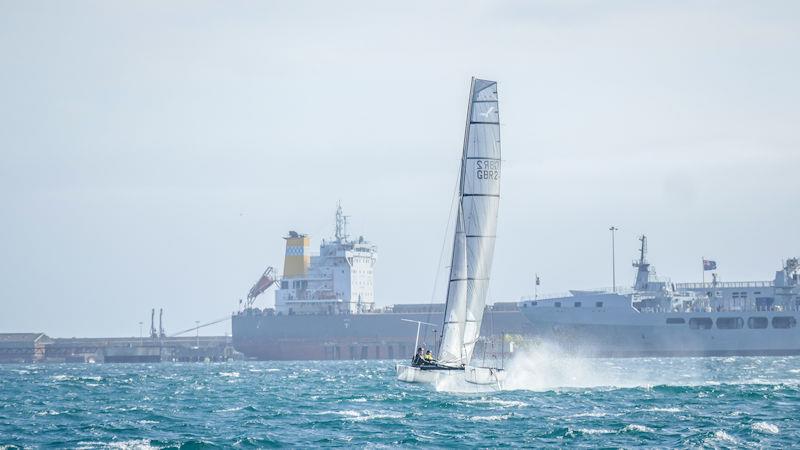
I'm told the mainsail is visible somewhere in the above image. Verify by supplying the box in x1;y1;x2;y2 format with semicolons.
438;78;501;367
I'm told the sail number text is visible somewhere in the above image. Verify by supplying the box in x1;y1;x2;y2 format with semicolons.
475;160;500;181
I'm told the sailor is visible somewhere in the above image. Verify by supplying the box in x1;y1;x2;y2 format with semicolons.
424;350;435;364
412;347;425;366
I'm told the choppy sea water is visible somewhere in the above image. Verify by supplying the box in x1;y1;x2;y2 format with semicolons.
1;354;799;448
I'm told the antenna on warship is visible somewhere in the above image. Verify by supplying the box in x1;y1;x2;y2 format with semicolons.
609;226;618;293
633;235;650;291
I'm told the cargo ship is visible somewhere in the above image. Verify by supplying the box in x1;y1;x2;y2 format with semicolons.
231;204;531;361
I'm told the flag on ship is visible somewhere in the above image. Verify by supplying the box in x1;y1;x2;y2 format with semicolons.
703;259;717;271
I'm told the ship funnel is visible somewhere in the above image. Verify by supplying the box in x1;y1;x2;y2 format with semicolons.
283;232;310;278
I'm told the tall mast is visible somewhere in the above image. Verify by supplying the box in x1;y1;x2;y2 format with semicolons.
335;202;346;242
438;77;501;366
634;235;650;291
437;78;476;364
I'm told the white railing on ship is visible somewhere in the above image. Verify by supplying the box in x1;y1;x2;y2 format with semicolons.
520;286;635;302
674;281;774;289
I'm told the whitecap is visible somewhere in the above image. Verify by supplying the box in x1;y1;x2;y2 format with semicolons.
75;439;157;450
570;411;607;418
219;372;239;378
707;430;738;444
643;407;681;413
336;410;404;422
576;428;614;435
622;424;654;433
460;398;528;408
752;422;780;434
215;406;244;413
469;414;512;422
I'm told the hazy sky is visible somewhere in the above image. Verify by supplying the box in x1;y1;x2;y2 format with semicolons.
2;1;799;337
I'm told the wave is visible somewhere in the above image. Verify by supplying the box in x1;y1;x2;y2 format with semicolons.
51;374;103;383
622;424;655;433
459;398;528;408
568;411;610;418
75;439;157;450
339;410;405;422
468;413;512;422
573;428;615;435
642;407;682;413
752;422;780;434
705;430;739;445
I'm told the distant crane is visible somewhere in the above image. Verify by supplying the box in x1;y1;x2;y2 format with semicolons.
149;308;158;339
159;308;166;338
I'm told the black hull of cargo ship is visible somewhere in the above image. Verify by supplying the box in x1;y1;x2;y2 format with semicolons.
232;306;532;361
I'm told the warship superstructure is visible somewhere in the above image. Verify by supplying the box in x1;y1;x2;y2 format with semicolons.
519;236;800;356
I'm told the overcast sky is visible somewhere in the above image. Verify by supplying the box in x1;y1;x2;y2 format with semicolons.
1;1;799;337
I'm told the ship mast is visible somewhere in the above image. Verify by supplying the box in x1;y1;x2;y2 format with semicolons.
633;235;650;291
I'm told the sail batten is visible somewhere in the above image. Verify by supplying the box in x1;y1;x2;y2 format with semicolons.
437;77;501;367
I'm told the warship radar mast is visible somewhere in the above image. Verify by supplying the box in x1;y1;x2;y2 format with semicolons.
633;235;651;291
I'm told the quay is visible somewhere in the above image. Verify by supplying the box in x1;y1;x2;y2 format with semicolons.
0;333;241;363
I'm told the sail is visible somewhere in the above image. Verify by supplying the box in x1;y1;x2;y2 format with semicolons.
462;78;500;364
438;78;501;367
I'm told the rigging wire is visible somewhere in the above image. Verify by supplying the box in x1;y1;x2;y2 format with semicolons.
424;157;463;349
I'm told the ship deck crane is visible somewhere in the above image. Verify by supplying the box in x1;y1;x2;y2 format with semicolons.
243;266;279;310
170;266;279;337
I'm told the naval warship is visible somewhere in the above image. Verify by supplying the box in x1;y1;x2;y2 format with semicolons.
231;204;531;361
519;236;800;357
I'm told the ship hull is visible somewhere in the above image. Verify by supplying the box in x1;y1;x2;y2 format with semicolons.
520;301;800;357
395;364;505;387
232;308;531;361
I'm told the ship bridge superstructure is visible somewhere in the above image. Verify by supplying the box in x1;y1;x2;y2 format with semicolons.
275;204;377;315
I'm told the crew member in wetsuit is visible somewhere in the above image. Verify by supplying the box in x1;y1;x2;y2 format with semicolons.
412;347;425;366
424;350;435;364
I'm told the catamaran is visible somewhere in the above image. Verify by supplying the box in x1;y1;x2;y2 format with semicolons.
396;78;505;387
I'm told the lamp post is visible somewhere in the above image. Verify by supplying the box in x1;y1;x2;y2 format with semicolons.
195;320;200;349
138;321;143;345
609;226;618;293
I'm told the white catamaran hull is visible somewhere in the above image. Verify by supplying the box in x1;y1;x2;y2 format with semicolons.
395;364;505;387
